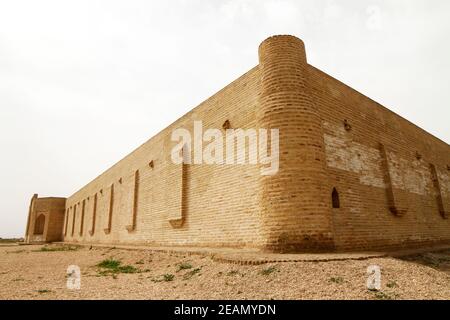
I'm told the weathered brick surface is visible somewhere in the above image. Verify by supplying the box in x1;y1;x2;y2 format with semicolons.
58;65;263;248
258;35;334;252
25;35;450;252
310;65;450;251
25;195;66;243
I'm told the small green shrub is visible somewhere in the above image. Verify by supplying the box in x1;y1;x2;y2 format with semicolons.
37;289;51;294
119;265;139;274
163;274;175;282
183;268;201;280
372;291;396;300
329;277;344;284
97;259;121;269
260;266;277;276
151;273;176;282
386;281;398;288
96;258;139;275
177;262;193;272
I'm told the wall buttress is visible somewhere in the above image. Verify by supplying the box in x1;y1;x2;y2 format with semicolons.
379;143;408;216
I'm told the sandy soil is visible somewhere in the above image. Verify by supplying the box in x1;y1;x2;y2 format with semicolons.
0;244;449;300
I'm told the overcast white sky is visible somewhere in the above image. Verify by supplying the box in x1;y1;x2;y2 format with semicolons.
1;0;449;238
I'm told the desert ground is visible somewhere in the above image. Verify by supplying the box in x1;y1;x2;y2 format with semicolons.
0;244;449;300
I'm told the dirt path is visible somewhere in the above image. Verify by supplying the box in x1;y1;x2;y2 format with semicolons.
0;244;449;300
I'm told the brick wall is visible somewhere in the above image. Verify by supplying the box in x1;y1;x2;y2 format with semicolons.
309;65;450;251
63;66;265;248
25;196;66;243
258;35;334;252
32;35;450;252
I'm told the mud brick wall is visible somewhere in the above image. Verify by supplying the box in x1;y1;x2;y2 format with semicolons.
258;35;334;252
310;65;450;251
26;35;450;252
62;66;264;248
25;196;66;243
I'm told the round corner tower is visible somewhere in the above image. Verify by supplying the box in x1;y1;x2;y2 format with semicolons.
257;35;335;252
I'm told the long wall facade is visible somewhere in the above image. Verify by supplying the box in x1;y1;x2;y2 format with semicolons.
62;65;264;249
26;35;450;252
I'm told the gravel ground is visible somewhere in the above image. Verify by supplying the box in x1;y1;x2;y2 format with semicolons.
0;244;449;300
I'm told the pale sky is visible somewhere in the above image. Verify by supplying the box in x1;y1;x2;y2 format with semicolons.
1;0;449;238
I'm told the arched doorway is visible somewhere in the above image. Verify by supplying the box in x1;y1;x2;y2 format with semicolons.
34;214;45;235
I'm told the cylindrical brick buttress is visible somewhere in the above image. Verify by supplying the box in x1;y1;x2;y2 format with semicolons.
257;35;335;252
